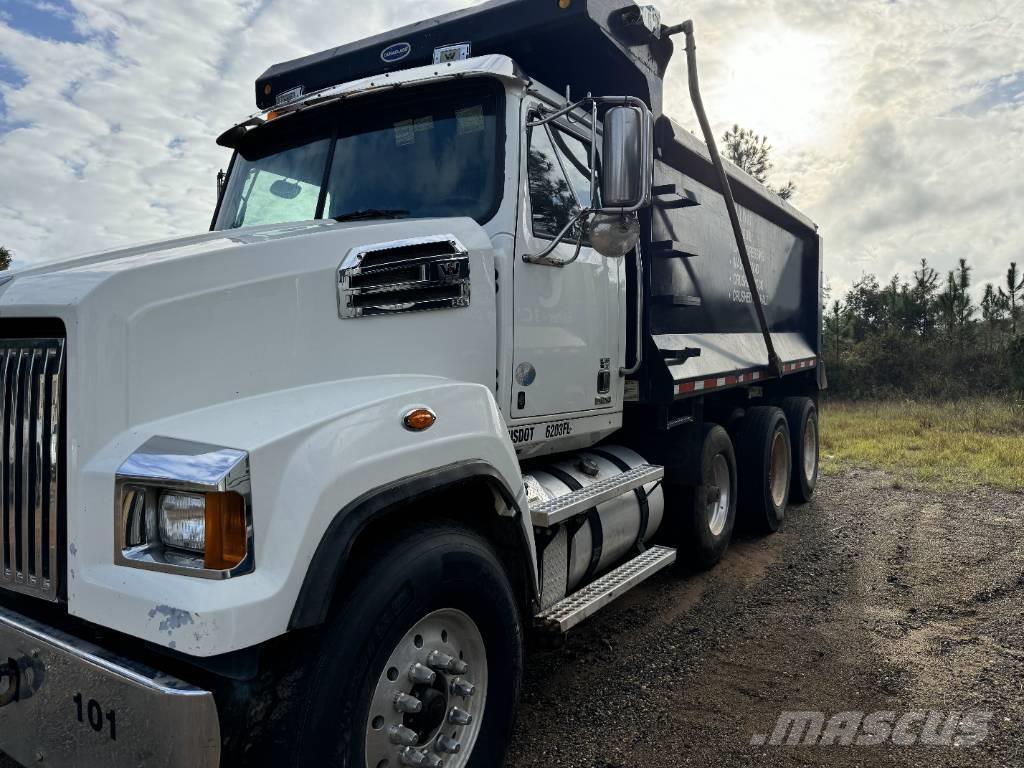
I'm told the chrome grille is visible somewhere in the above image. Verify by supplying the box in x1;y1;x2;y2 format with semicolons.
0;337;65;603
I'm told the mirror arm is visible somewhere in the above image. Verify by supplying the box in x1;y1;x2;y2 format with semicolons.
619;241;645;376
589;99;599;206
522;210;593;267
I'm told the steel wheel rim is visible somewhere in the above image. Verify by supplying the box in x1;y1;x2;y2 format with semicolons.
364;608;488;768
707;453;731;536
803;415;817;481
769;430;789;508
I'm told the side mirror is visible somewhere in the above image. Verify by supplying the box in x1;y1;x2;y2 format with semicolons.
601;106;651;210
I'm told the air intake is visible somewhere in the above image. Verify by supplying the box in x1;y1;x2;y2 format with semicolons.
338;236;471;319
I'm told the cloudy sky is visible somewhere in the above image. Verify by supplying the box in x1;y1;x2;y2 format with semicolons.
1;0;1022;299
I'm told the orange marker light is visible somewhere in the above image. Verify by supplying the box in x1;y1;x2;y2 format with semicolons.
403;407;437;432
559;0;571;8
204;492;247;570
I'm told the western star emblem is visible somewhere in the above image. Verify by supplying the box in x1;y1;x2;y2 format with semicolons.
438;261;461;280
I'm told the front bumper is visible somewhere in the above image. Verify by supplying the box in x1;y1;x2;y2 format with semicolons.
0;605;220;767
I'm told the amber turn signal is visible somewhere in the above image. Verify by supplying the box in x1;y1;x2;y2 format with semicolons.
403;407;437;432
204;492;247;570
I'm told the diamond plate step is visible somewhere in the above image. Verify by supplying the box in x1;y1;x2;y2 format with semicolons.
529;463;664;528
536;545;677;633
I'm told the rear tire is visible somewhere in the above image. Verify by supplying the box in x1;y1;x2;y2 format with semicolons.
733;406;791;535
665;423;737;569
291;522;523;768
781;397;818;503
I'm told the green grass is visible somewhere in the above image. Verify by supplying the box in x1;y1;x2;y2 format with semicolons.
820;398;1024;491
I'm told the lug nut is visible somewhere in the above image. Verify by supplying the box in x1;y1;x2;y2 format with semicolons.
448;706;473;726
409;663;436;685
398;747;428;767
436;735;462;754
427;650;469;675
450;677;475;698
389;725;419;746
394;692;423;714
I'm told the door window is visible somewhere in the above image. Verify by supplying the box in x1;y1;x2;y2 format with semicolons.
527;121;598;241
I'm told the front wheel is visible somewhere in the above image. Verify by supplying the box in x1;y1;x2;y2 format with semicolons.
293;522;523;768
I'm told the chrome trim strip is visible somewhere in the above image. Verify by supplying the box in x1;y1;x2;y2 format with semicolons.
115;437;254;580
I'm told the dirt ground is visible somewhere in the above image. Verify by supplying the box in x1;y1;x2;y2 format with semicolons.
506;470;1024;767
4;470;1023;768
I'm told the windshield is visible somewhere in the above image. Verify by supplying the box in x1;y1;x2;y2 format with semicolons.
214;80;504;231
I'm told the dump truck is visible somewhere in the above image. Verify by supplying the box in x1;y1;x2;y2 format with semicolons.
0;2;823;766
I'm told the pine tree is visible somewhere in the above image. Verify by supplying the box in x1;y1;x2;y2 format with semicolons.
981;283;1005;352
910;258;939;337
0;247;11;271
721;125;797;200
998;262;1024;336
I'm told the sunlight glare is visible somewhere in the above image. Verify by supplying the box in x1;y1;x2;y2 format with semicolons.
714;21;836;148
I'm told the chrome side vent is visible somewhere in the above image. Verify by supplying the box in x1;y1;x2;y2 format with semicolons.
0;337;65;603
338;236;471;319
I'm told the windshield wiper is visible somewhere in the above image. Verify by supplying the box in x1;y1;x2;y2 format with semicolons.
333;208;410;222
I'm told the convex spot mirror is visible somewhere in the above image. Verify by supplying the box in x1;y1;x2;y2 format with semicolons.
601;105;647;209
589;213;640;258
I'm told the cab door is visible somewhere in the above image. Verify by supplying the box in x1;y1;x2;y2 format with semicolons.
511;105;623;419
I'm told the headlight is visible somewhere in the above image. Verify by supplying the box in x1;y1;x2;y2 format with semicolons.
116;437;253;578
159;492;206;552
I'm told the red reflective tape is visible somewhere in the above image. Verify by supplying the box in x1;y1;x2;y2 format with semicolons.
678;381;695;394
724;376;737;386
703;378;717;390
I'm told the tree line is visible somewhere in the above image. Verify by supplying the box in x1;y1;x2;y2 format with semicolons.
825;258;1024;399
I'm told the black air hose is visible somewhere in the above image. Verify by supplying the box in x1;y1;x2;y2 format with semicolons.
666;20;782;377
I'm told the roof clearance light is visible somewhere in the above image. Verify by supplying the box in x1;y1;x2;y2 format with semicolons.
559;0;571;8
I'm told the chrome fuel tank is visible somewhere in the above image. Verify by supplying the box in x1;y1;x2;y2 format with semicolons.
524;445;664;608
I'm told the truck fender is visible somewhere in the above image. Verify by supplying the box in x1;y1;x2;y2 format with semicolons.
289;459;532;629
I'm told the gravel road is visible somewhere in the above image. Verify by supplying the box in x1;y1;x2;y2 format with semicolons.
507;470;1024;767
4;469;1023;767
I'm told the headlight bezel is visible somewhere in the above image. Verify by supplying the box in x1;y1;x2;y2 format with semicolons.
115;436;254;579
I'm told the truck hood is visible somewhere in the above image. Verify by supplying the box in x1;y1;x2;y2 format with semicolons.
2;220;362;292
0;217;498;469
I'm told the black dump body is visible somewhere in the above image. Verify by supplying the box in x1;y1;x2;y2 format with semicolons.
636;121;823;405
256;0;822;405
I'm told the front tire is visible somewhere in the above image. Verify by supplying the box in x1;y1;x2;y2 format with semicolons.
293;522;523;768
733;406;791;535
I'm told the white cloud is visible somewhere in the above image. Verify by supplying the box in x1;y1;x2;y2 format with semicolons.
1;0;1022;302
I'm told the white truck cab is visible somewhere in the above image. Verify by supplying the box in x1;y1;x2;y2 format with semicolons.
0;3;823;767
